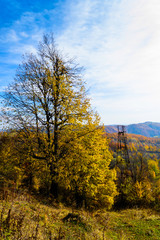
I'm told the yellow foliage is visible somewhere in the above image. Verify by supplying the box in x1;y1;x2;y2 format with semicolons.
57;124;117;209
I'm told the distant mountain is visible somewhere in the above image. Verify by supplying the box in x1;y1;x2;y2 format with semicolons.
105;122;160;138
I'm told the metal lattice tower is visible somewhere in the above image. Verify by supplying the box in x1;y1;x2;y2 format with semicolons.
117;125;130;164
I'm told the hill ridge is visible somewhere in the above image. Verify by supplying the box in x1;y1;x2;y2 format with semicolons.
105;121;160;138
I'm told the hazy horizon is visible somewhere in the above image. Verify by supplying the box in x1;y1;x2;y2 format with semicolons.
105;121;160;126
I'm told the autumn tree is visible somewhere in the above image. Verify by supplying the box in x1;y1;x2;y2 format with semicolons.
0;132;18;186
1;34;117;208
2;34;90;196
57;124;117;208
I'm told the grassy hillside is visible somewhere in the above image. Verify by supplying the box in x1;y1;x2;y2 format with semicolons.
1;190;160;240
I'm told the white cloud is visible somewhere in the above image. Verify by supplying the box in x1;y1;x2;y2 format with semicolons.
0;29;20;43
56;0;160;124
1;0;160;125
20;32;29;38
9;44;37;55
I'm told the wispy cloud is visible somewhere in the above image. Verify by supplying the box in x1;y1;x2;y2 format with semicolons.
56;0;160;124
1;0;160;124
0;8;58;86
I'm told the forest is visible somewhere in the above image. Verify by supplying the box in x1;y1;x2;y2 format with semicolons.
108;132;160;208
0;34;160;239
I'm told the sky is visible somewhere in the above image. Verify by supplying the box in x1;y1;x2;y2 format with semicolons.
0;0;160;125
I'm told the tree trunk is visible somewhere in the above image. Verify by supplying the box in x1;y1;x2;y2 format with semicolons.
75;187;84;208
50;179;58;199
49;162;59;199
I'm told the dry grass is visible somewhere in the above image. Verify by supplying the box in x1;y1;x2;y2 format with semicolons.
0;190;160;239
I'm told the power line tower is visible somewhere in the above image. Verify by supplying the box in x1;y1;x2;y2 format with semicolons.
117;125;130;164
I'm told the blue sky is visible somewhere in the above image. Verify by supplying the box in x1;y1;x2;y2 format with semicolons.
0;0;160;125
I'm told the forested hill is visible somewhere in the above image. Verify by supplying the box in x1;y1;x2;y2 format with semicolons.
105;121;160;138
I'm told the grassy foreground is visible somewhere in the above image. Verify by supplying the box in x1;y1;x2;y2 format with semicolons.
0;191;160;239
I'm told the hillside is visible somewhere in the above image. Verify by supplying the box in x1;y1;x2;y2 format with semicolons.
105;121;160;137
1;190;160;240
